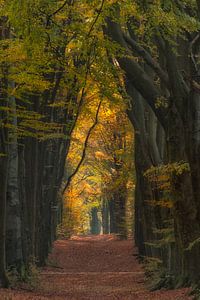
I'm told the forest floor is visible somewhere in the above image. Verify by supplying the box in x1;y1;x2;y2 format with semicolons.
0;235;193;299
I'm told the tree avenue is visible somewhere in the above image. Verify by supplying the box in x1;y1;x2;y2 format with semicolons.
62;96;134;240
0;0;200;296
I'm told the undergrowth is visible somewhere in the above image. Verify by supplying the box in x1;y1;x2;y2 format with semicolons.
56;223;71;240
189;283;200;300
46;257;61;269
7;260;39;290
144;256;175;290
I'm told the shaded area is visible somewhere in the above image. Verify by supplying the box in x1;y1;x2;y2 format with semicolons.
0;235;192;299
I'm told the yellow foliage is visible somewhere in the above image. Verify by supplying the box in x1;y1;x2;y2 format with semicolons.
146;199;173;209
63;78;135;235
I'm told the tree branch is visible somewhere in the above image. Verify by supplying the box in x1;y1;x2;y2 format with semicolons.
46;0;73;26
87;0;105;38
189;32;200;73
123;33;169;88
105;17;166;127
63;100;102;193
49;0;71;18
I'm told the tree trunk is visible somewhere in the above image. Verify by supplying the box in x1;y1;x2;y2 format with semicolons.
6;94;23;269
109;196;117;233
102;198;109;234
0;152;9;287
90;207;100;235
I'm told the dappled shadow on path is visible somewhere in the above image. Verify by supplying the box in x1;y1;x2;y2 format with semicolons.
0;235;192;299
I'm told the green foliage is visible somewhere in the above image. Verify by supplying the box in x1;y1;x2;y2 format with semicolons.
144;256;163;281
0;0;114;143
145;161;190;179
155;96;168;108
145;226;174;249
189;283;200;299
57;214;75;239
6;261;39;290
144;161;190;198
185;236;200;251
144;256;176;290
0;0;198;287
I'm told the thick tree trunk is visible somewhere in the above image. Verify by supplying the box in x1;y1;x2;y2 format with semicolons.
127;85;157;251
0;97;9;287
107;16;200;284
166;104;200;283
0;16;9;288
18;143;31;266
6;96;23;269
0;153;9;287
6;135;23;268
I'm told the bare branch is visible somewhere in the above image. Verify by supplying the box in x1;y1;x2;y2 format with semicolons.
87;0;105;38
189;33;200;73
46;0;73;26
63;100;102;193
49;0;71;18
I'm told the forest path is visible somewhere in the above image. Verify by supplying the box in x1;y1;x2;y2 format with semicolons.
0;235;192;299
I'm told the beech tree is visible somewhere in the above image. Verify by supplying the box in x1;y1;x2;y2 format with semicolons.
1;0;200;294
105;0;200;286
0;0;104;286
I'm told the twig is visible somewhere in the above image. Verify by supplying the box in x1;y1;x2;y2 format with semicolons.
189;33;200;73
50;0;71;18
46;0;73;26
87;0;105;38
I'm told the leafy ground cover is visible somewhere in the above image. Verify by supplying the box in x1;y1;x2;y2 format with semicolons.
0;235;192;299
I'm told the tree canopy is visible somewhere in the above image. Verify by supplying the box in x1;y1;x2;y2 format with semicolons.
1;0;200;296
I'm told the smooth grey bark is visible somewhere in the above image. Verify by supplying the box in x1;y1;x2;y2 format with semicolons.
18;143;31;266
6;95;23;268
0;153;9;287
105;17;166;127
0;16;9;288
107;12;200;283
126;81;174;271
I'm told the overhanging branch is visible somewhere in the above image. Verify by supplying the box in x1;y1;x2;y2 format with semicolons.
105;18;166;127
63;100;102;193
87;0;105;38
123;33;169;88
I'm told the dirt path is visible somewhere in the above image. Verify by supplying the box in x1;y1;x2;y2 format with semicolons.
0;235;192;299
